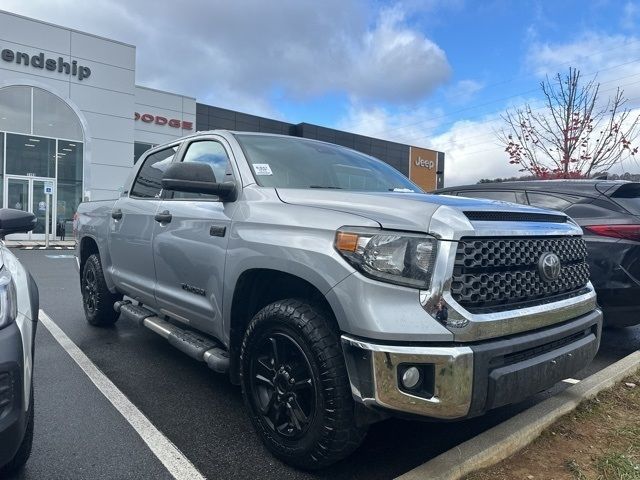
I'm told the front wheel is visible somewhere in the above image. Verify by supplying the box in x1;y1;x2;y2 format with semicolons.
81;254;121;326
240;299;366;469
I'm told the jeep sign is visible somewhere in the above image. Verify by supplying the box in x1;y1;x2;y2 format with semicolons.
414;157;435;169
409;146;438;191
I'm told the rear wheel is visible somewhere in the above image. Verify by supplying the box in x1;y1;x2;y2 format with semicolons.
82;254;121;326
240;299;366;469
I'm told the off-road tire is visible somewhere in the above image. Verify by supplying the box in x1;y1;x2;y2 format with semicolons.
0;386;34;474
82;253;121;326
240;299;367;469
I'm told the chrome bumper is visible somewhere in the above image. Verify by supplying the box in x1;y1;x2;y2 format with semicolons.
341;307;602;419
341;335;474;419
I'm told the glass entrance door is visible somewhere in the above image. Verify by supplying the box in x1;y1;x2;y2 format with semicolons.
4;175;56;240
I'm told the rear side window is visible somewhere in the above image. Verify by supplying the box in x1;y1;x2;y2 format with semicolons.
130;146;179;198
610;183;640;215
457;190;519;203
564;198;626;219
527;192;580;211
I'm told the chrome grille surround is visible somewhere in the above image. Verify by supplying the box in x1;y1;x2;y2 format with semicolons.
420;205;598;342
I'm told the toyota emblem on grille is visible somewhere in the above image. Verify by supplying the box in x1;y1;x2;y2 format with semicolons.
538;252;561;282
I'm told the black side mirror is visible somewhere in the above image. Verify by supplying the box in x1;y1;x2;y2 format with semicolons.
0;209;37;238
161;162;237;201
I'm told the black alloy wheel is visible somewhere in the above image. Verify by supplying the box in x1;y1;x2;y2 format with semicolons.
249;332;316;439
83;266;98;314
81;254;121;326
240;299;367;469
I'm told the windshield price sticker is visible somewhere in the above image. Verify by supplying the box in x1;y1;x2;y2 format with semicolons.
253;164;273;176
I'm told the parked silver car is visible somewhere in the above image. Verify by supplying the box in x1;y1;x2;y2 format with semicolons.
0;209;38;474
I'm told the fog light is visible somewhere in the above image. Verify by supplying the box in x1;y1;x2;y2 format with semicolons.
401;366;421;389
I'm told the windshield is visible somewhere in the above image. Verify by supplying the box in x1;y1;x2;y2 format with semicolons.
234;134;421;192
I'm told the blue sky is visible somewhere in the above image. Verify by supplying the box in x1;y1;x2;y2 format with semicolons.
276;1;640;126
3;0;640;184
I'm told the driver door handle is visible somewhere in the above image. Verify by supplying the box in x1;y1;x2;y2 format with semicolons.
154;210;172;224
111;209;122;220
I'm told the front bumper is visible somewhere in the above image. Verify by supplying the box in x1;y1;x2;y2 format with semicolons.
342;308;602;419
0;322;27;467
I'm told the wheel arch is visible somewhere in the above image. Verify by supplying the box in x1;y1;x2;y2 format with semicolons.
227;268;340;384
78;235;117;293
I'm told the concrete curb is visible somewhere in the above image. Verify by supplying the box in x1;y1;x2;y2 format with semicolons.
395;350;640;480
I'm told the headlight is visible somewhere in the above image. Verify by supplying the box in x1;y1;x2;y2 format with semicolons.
0;267;17;329
335;228;437;289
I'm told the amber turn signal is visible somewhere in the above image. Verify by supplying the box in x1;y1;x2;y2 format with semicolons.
335;232;359;252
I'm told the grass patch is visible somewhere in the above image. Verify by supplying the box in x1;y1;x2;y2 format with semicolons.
465;371;640;480
595;452;640;480
614;425;640;441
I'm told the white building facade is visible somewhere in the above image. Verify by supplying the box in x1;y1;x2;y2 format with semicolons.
0;10;195;239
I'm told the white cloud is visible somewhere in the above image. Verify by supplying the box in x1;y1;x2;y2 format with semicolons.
445;79;484;105
428;117;522;186
0;0;451;112
527;33;640;105
337;102;444;145
337;102;522;186
622;2;640;30
341;22;640;187
346;7;451;103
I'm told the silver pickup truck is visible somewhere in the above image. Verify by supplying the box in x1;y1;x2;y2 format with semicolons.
75;131;603;469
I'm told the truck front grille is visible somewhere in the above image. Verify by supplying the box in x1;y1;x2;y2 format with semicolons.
451;236;589;312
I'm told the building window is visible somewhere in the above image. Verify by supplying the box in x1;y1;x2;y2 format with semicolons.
57;140;83;221
5;134;56;177
134;142;155;164
32;88;83;141
0;86;31;134
0;85;84;236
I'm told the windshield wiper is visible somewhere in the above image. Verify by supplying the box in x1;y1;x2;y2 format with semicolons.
309;185;343;189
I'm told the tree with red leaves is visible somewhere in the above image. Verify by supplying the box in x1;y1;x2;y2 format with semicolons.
497;68;640;179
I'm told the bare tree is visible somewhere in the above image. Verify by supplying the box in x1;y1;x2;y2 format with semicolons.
497;68;640;178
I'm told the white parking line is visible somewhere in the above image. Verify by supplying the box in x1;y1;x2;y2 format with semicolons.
563;378;580;384
38;310;206;480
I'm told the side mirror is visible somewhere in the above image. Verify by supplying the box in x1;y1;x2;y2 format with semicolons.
0;209;37;239
161;162;237;201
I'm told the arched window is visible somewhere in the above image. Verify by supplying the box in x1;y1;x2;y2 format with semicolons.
0;86;84;236
0;86;83;140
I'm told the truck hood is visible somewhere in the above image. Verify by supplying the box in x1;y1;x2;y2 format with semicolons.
276;189;569;233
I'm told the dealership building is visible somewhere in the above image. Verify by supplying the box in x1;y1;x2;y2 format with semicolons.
0;10;445;239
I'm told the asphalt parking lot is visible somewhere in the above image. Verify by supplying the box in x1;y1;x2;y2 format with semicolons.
6;249;640;480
